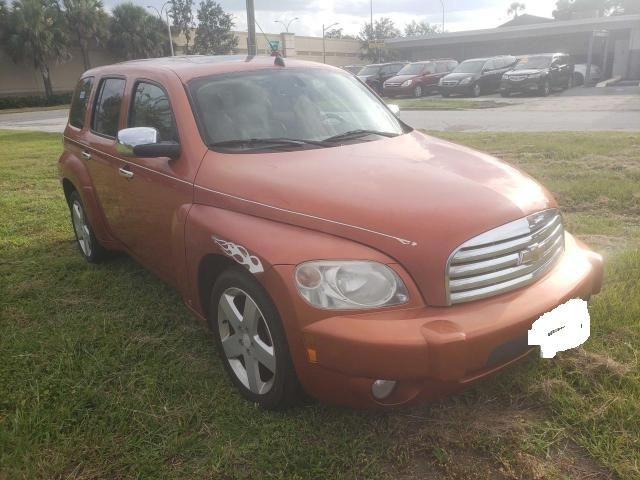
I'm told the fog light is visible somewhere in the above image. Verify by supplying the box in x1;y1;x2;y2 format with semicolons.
371;379;396;400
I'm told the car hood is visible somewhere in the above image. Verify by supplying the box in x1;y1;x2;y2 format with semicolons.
385;74;417;84
195;131;555;306
442;72;477;81
507;69;547;76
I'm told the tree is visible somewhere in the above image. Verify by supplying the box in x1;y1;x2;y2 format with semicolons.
108;3;170;60
507;2;526;18
552;0;608;19
324;27;356;40
192;0;237;55
358;17;401;63
61;0;108;71
169;0;194;54
404;20;440;37
4;0;69;99
609;0;640;14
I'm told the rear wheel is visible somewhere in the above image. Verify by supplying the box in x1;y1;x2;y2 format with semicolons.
413;85;423;98
68;190;107;263
209;267;302;409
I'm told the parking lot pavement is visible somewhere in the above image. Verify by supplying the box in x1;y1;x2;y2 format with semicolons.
399;86;640;132
0;109;69;133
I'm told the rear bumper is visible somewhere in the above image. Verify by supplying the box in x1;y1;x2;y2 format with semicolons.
277;234;603;408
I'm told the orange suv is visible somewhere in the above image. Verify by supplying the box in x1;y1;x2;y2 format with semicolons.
59;56;603;409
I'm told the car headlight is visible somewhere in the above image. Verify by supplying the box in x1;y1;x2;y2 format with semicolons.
439;78;444;86
294;260;409;310
402;79;413;86
460;77;472;85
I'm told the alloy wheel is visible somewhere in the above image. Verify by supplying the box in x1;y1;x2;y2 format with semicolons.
473;84;481;97
414;85;422;97
217;287;276;395
71;200;92;257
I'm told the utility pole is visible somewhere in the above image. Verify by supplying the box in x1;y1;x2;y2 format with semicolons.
246;0;257;56
322;22;339;64
146;3;174;56
439;0;445;32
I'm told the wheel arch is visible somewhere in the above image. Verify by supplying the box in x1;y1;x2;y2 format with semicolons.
62;177;77;205
197;253;237;318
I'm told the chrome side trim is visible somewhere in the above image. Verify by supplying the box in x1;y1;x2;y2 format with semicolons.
196;185;418;247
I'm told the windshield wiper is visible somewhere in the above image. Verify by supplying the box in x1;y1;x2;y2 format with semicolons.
322;129;399;143
209;137;326;150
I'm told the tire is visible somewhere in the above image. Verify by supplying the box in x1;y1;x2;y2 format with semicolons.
500;90;510;97
413;85;423;98
441;92;450;98
209;266;302;410
470;83;481;97
541;80;550;97
573;72;584;86
68;190;107;263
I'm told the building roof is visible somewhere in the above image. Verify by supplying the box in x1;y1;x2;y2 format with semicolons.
386;14;640;48
498;14;554;28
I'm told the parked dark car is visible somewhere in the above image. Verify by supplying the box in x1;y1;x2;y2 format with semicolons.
383;59;458;98
357;62;408;95
501;53;574;97
343;65;364;75
439;55;517;97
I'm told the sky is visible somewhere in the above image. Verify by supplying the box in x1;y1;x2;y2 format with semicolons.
105;0;561;38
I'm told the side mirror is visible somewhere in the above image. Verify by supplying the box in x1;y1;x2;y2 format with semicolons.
117;127;181;159
387;104;400;117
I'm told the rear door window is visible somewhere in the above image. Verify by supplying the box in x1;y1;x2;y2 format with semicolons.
129;81;178;142
436;62;448;73
92;78;126;138
69;77;94;129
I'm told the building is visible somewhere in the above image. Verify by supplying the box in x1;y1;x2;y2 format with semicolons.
386;14;640;80
0;31;363;97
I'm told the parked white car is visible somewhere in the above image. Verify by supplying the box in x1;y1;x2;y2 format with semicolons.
573;64;603;85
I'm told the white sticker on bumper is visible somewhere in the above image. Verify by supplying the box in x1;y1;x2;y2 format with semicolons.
528;298;590;359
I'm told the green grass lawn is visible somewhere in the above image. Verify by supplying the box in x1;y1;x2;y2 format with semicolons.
0;105;70;115
1;130;639;479
388;97;511;110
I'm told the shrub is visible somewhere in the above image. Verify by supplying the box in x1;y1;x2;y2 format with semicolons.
0;93;72;110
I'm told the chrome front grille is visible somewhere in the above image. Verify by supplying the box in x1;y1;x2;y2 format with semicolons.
385;82;402;86
442;80;459;86
446;209;565;305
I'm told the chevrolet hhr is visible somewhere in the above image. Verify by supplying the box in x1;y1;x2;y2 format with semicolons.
59;56;603;409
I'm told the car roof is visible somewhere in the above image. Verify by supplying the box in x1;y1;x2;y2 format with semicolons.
83;55;342;84
461;55;515;62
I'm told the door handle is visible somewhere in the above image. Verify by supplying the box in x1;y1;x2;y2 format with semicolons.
118;166;134;179
81;151;91;161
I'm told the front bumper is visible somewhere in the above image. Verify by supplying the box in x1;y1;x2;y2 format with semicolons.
501;78;544;93
383;84;413;97
272;233;603;408
439;83;473;95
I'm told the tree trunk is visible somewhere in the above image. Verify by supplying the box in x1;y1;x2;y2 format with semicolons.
39;63;53;99
81;44;91;71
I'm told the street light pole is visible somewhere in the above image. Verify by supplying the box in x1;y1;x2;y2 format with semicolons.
275;17;299;33
147;3;174;56
322;22;339;64
246;0;257;56
439;0;445;32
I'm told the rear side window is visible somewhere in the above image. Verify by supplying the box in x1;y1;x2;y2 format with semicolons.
69;77;93;129
92;78;126;138
436;62;448;73
484;60;495;70
448;60;458;71
129;82;178;142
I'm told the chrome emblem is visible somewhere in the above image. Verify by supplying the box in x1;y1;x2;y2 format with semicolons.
518;243;544;266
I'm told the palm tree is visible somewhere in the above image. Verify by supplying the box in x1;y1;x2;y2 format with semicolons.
108;3;170;60
62;0;108;71
4;0;69;99
507;2;526;18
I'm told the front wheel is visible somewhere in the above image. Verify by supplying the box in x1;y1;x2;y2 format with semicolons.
209;267;302;409
413;85;423;98
470;83;481;97
68;190;107;263
540;80;550;97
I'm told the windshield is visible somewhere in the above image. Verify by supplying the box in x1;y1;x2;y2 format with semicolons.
398;63;432;75
189;68;405;150
513;56;552;70
452;60;485;74
357;65;380;76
